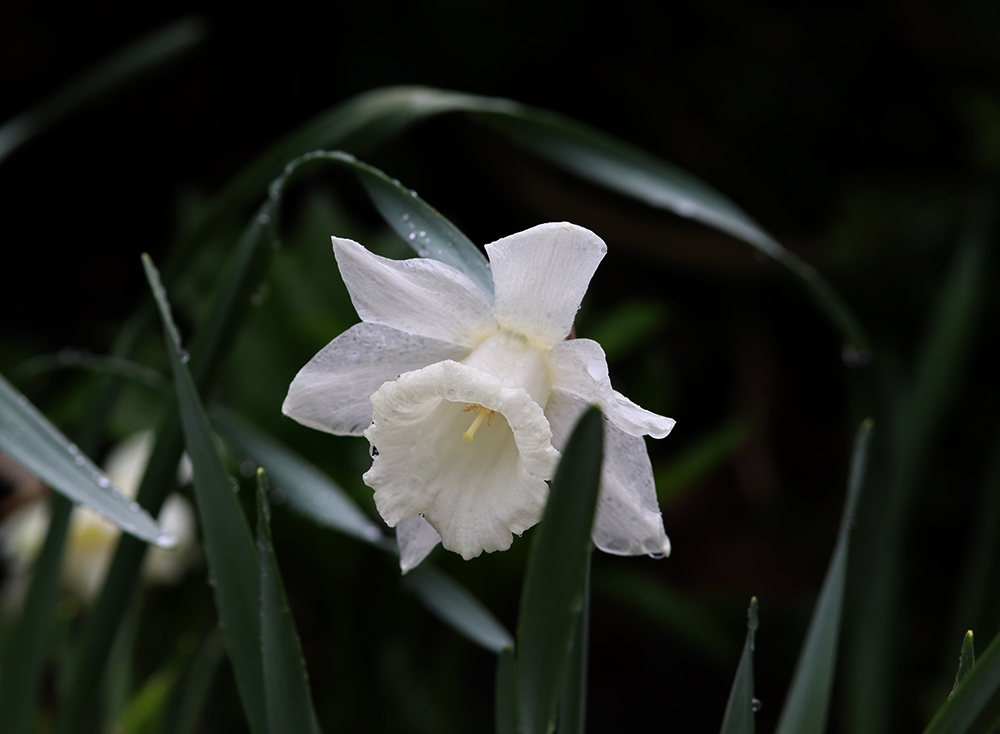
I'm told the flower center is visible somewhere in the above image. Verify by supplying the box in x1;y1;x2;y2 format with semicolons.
462;404;496;442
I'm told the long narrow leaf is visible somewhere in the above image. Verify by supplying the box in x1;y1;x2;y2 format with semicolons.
924;628;1000;734
849;204;991;734
0;372;173;546
256;469;322;734
160;630;225;734
211;406;384;546
952;631;976;699
720;597;760;734
0;17;206;164
517;406;603;734
496;647;520;734
143;254;267;734
405;563;514;654
0;494;72;734
774;419;873;734
557;554;591;734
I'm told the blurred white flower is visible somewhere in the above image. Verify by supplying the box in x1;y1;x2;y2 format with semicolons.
1;431;199;603
283;223;675;571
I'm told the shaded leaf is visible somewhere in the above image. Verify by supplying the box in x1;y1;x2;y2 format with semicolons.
774;419;873;734
556;555;591;734
160;631;225;734
952;631;976;700
405;563;514;654
517;406;603;734
924;627;1000;734
0;17;206;164
143;254;267;734
496;647;520;734
256;469;322;734
211;405;385;546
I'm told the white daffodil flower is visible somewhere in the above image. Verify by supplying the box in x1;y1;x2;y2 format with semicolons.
283;222;675;571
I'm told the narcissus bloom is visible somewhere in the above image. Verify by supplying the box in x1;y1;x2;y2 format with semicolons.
283;223;675;571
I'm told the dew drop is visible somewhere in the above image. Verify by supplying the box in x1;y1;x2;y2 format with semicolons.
402;214;410;221
74;455;86;466
155;533;177;549
418;230;426;237
408;232;416;240
68;443;79;455
647;551;666;560
129;502;141;513
751;698;762;713
179;350;190;363
97;476;110;488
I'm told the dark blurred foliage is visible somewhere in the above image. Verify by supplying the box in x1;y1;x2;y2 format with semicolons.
2;1;1000;732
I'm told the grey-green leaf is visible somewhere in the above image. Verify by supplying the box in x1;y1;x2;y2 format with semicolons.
143;254;267;734
405;563;514;654
0;372;174;547
517;406;603;734
211;405;385;547
720;597;759;734
774;419;873;734
257;469;323;734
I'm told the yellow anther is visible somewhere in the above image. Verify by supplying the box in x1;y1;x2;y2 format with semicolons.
463;407;489;442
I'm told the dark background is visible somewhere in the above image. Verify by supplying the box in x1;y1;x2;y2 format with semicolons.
2;1;999;732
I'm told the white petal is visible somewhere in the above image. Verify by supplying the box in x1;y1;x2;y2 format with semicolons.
283;323;467;436
548;338;675;438
545;391;671;557
364;360;560;560
487;223;606;347
333;237;496;346
396;516;441;573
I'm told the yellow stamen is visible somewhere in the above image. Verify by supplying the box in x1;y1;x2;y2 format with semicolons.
463;407;489;442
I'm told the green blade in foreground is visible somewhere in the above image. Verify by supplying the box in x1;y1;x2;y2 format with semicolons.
405;563;514;654
952;631;976;699
0;372;173;547
256;469;323;734
0;494;72;734
143;254;267;734
161;630;225;734
0;17;206;164
720;597;760;734
923;627;1000;734
517;406;603;734
496;647;520;734
556;554;591;734
211;405;385;547
774;419;873;734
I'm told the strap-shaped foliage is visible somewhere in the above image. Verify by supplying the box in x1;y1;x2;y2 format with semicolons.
720;598;759;734
517;406;604;734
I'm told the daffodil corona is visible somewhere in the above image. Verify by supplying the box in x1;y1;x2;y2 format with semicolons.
283;223;675;571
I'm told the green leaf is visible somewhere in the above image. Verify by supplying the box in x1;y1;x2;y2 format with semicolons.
0;17;206;165
953;631;976;699
256;469;323;734
848;204;991;734
0;372;174;546
211;405;385;547
160;630;225;734
142;254;267;734
774;419;873;734
15;349;170;392
720;597;759;734
923;627;1000;734
405;563;514;654
496;647;520;734
116;671;174;734
517;406;603;734
0;494;72;734
556;555;591;734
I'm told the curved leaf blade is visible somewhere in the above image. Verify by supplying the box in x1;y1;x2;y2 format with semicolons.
517;406;603;734
0;372;173;546
143;254;267;734
405;563;514;654
924;628;1000;734
774;419;873;734
720;597;759;734
257;469;323;734
211;405;385;547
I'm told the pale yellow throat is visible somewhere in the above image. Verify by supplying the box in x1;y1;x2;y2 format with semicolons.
462;404;495;442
